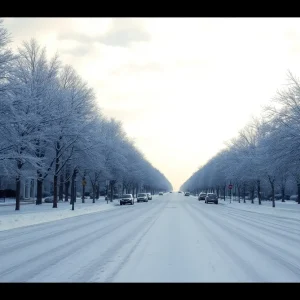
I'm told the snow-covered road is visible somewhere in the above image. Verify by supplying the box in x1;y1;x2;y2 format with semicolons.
0;193;299;282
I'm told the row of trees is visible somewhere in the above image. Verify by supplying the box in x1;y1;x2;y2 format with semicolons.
181;71;300;207
0;20;172;210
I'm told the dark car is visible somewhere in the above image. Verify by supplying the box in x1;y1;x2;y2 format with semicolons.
198;193;206;200
137;193;148;202
205;193;218;204
184;192;190;196
147;193;152;200
120;194;134;205
159;192;163;195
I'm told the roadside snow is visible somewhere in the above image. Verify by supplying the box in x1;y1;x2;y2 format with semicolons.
0;198;35;206
220;198;300;219
191;195;300;218
0;197;119;232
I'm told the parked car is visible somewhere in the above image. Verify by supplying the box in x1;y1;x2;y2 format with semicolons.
290;195;298;202
137;193;148;202
120;194;134;205
147;193;152;200
184;192;190;196
205;193;218;204
44;196;64;203
198;193;206;200
159;192;163;195
178;191;182;193
44;196;54;203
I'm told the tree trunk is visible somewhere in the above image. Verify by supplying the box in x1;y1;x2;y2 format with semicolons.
281;186;285;202
297;183;300;204
243;183;246;203
110;182;113;202
71;169;76;205
93;184;96;203
251;186;254;204
15;160;23;211
36;169;43;205
82;175;86;203
105;183;108;199
238;186;241;203
52;141;60;209
53;173;58;208
59;173;64;201
82;185;85;203
35;138;44;205
36;177;43;205
234;185;236;201
223;186;226;201
15;176;21;211
64;168;70;202
257;179;261;205
96;184;100;199
271;182;275;207
65;180;70;202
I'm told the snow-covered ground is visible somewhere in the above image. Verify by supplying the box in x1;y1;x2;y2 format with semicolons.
0;193;299;282
191;195;300;218
0;197;120;231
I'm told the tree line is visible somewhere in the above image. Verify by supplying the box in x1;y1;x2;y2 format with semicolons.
181;70;300;207
0;19;172;210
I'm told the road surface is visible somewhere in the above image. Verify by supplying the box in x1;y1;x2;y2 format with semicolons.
0;193;300;282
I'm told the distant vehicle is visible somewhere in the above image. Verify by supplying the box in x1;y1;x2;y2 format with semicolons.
198;193;206;200
137;193;148;202
205;193;218;204
147;193;152;200
178;191;182;193
184;192;190;196
120;194;134;205
159;192;163;195
170;191;172;193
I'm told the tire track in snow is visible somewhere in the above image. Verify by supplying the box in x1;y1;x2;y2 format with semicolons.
220;207;300;235
0;204;119;241
0;204;146;256
194;200;300;236
0;203;162;282
190;202;300;279
221;210;300;245
74;200;168;282
220;203;300;224
182;202;264;281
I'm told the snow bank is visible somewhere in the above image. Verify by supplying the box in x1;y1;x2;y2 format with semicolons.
191;195;300;218
0;198;119;232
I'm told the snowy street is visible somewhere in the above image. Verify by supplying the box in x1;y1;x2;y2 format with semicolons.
0;193;300;282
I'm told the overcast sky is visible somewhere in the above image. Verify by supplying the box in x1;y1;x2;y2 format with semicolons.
4;17;300;190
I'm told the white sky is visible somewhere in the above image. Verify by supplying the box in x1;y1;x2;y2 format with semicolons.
4;17;300;190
